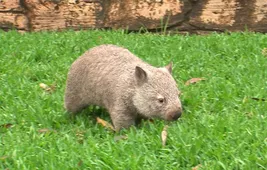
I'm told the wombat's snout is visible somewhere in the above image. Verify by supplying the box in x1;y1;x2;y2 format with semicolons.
167;108;182;121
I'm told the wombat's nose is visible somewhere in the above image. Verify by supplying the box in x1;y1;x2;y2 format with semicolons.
168;108;182;120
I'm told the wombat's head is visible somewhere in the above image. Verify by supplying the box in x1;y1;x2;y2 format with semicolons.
133;62;182;121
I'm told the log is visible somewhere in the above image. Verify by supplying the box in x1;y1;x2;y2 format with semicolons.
24;0;102;31
0;13;28;30
0;0;267;33
189;0;267;33
0;0;28;30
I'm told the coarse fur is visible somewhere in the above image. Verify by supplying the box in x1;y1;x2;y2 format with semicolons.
65;44;182;131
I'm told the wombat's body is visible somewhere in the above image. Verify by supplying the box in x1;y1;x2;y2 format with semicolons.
65;45;182;130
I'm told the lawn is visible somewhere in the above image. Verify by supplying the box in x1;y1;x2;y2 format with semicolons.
0;30;267;169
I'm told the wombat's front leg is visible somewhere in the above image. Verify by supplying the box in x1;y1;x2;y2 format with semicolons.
64;92;87;114
110;108;136;131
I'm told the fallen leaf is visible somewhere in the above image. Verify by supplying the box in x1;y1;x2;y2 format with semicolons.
185;78;205;86
78;160;83;167
245;112;254;118
262;48;267;56
49;83;57;92
76;130;85;144
161;125;168;147
38;128;56;134
0;155;9;160
242;96;248;103
251;97;266;101
39;83;49;90
96;117;115;131
192;164;202;170
0;123;13;129
114;135;128;142
39;83;56;93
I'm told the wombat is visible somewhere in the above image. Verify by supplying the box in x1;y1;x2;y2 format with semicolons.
65;44;182;131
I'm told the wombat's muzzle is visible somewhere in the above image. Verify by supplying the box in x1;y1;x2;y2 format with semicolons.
167;108;182;121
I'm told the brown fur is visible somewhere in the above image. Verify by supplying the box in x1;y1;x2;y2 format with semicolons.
65;45;182;131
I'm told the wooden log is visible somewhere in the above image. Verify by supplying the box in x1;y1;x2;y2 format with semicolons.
0;0;22;12
0;13;28;30
24;0;102;31
102;0;191;30
0;0;28;30
0;0;267;33
188;0;267;33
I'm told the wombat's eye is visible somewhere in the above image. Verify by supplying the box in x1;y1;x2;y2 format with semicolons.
157;96;165;103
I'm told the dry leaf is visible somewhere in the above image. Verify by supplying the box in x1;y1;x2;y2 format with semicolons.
245;112;254;118
0;123;13;129
96;117;115;131
114;135;128;142
242;96;248;103
76;130;85;144
38;128;56;134
251;97;266;101
0;155;8;161
39;83;50;90
39;83;56;92
78;160;83;167
49;83;57;92
185;78;205;86
262;48;267;56
0;155;9;160
161;125;168;147
192;164;202;170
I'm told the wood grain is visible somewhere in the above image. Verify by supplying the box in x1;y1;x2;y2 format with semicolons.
0;0;266;33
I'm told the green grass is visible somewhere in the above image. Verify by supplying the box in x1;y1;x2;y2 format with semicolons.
0;29;267;170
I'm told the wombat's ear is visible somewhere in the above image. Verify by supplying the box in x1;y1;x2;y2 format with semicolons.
135;66;147;83
165;62;173;74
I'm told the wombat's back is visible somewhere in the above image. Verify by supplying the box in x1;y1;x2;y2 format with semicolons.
65;45;148;112
83;44;142;65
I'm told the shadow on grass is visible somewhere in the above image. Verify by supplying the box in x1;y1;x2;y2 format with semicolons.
65;106;111;126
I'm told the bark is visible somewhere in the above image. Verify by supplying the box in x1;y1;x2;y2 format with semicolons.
0;0;267;33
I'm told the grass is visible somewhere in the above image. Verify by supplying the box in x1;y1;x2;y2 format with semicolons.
0;29;267;169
